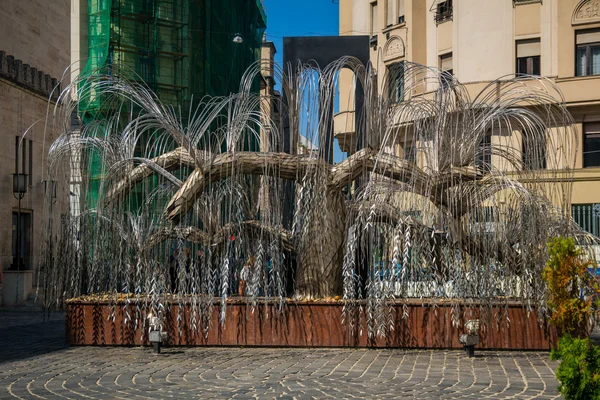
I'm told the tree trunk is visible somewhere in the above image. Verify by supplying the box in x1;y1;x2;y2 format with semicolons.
294;190;346;298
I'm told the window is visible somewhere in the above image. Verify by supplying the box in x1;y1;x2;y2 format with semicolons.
472;206;496;235
12;211;32;270
139;53;155;84
398;0;405;24
439;52;453;88
387;0;404;26
388;61;404;103
516;39;540;75
584;122;600;167
576;29;600;76
476;133;492;171
403;144;415;163
371;2;378;36
522;130;547;170
386;0;395;27
572;203;600;237
477;207;495;223
435;0;452;25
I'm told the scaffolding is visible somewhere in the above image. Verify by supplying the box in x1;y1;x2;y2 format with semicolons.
110;0;190;105
79;0;267;209
81;0;266;112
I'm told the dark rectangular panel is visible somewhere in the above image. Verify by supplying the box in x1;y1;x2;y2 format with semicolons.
15;136;19;173
29;139;32;186
283;36;370;68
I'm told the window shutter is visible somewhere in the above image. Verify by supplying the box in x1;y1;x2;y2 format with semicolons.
585;121;600;136
577;29;600;45
398;0;404;17
516;39;540;58
387;0;395;26
371;2;378;35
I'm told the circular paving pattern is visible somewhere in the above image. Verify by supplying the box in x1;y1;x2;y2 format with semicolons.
0;312;562;399
0;346;562;399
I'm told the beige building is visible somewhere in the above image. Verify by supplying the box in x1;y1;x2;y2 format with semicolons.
337;0;600;238
0;0;70;305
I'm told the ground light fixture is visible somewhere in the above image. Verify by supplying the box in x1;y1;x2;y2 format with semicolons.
148;313;168;353
459;319;480;357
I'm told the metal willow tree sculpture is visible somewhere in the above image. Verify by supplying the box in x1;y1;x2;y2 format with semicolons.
39;58;592;338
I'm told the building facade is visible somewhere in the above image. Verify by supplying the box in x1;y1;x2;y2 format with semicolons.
337;0;600;239
0;0;70;305
70;0;268;211
72;0;267;111
260;37;282;152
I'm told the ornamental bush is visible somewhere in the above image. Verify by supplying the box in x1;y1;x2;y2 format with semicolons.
550;335;600;400
543;237;599;336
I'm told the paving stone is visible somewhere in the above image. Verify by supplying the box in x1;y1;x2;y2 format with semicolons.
0;310;565;399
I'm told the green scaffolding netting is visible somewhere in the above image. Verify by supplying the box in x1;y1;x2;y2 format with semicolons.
78;0;266;210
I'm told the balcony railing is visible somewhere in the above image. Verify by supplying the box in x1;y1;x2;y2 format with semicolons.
513;0;542;6
435;7;452;25
573;203;600;238
369;35;378;49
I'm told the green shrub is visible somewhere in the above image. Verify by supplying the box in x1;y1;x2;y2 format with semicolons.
550;335;600;400
543;237;599;336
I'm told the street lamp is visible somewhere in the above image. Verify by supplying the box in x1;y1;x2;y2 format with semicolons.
44;180;57;272
12;173;27;271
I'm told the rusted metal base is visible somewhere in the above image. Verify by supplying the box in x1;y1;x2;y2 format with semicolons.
65;299;557;350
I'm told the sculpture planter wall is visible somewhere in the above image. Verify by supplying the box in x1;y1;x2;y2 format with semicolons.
66;299;557;350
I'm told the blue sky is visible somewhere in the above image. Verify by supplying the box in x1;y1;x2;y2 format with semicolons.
262;0;345;161
263;0;340;70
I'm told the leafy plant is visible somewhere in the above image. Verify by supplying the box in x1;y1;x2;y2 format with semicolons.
543;237;599;336
550;335;600;400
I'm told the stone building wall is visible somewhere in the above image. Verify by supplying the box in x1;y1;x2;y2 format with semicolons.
0;73;63;276
0;0;70;303
0;0;71;84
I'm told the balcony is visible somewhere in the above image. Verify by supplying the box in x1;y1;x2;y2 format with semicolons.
435;7;453;25
369;35;378;49
513;0;542;6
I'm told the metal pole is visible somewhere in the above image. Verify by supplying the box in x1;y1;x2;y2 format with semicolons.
17;195;20;271
48;183;55;272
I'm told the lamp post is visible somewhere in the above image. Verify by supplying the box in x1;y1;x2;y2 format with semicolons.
12;173;27;271
44;180;57;272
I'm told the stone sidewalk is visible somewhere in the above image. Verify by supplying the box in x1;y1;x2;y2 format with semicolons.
0;310;563;399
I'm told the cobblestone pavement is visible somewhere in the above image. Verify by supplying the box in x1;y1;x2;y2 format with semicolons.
0;311;563;399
